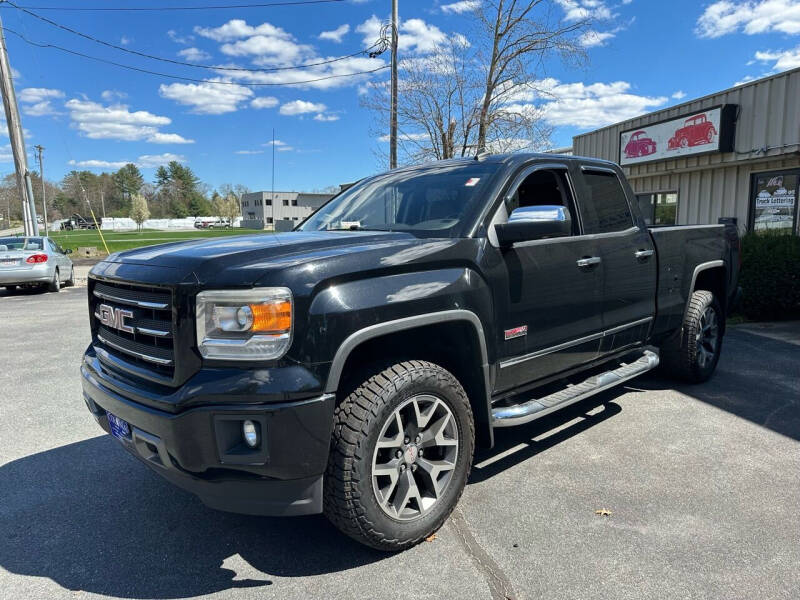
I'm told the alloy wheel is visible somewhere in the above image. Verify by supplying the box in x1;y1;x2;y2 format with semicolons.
371;394;459;521
696;306;719;368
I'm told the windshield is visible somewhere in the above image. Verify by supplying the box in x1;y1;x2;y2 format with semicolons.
298;162;502;237
0;237;43;251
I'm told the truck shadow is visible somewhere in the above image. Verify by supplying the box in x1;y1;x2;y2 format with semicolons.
471;395;623;483
0;435;386;599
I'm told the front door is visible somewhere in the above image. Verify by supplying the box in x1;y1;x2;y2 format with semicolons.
490;166;605;393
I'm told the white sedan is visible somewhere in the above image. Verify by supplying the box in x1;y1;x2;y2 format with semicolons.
0;236;75;292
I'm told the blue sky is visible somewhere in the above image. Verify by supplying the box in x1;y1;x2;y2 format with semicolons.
2;0;800;193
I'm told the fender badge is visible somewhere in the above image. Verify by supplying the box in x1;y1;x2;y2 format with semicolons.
504;325;528;340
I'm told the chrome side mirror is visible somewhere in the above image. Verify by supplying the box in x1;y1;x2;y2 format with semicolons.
495;205;571;247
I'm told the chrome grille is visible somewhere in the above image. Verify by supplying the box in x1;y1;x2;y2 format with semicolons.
90;279;175;379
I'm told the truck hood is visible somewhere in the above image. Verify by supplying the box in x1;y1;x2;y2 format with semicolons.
93;231;468;287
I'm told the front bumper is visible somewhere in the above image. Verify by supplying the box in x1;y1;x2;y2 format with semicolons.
81;359;335;516
0;263;53;285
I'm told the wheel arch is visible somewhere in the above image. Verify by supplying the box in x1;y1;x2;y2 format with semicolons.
325;310;494;448
690;260;728;326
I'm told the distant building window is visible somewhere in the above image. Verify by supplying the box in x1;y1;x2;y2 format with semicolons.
636;192;679;226
283;199;289;206
292;199;298;206
267;217;273;224
266;199;272;206
292;217;299;221
247;212;255;219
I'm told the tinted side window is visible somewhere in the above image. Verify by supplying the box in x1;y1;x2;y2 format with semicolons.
580;170;633;234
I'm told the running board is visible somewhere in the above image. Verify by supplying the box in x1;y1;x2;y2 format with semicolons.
492;349;660;427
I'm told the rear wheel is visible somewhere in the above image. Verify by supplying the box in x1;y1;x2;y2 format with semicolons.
661;290;723;383
48;268;61;293
324;360;474;551
64;266;75;287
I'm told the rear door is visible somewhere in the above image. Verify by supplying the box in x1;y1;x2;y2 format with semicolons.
573;165;657;353
490;163;605;393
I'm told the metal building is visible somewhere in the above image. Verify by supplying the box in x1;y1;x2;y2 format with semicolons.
240;191;334;230
574;67;800;235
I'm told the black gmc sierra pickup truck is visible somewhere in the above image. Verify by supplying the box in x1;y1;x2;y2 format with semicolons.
82;153;740;550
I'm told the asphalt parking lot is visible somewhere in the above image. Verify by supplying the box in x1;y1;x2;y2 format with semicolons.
1;287;798;600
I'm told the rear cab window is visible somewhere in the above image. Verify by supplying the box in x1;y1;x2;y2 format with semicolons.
578;168;634;234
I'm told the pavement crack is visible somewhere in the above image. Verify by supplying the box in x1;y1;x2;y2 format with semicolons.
449;506;517;600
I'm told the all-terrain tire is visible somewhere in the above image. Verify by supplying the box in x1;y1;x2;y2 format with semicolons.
323;360;475;551
661;290;723;383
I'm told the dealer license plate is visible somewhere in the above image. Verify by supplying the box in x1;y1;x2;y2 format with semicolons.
0;259;16;266
107;412;131;441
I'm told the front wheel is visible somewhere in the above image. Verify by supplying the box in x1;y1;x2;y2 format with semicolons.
324;360;474;551
661;290;723;383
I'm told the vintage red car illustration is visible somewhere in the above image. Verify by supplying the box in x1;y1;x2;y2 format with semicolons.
624;130;657;158
668;113;717;150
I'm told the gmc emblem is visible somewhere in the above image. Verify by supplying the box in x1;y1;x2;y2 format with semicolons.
96;303;134;334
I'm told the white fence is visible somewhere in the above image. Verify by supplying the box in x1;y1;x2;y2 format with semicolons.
100;217;243;231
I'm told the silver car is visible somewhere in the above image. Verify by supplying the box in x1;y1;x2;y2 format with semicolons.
0;236;75;292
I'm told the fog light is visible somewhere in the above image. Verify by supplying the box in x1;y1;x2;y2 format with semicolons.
242;420;258;448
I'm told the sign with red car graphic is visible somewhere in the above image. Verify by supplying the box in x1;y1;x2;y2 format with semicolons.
619;105;736;166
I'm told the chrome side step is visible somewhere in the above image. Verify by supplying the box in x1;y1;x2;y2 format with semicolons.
492;349;660;427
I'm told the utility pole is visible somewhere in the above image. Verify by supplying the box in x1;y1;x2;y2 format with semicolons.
0;14;38;236
34;144;47;235
389;0;398;169
100;188;106;219
271;128;275;231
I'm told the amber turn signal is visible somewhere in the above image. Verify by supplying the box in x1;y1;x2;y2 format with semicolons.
250;300;292;333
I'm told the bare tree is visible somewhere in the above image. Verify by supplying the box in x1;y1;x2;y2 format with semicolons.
363;0;590;165
474;0;589;152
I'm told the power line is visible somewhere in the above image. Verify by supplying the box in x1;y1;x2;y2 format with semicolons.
1;1;346;11
5;0;388;72
3;26;390;87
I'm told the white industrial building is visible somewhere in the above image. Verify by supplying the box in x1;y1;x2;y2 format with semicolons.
240;191;334;230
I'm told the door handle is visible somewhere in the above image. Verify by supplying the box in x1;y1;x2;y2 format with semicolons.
634;249;654;259
576;256;602;268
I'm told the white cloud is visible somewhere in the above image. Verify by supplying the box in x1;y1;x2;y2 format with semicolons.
195;19;291;42
672;90;687;99
120;36;131;46
508;78;668;129
441;1;480;14
556;0;614;22
378;132;429;143
178;47;212;62
137;153;187;168
250;96;279;109
19;87;64;103
159;79;253;114
578;30;616;47
264;139;293;151
235;149;264;154
167;29;193;44
280;99;327;115
68;153;186;170
753;46;800;70
101;89;127;101
319;24;350;43
68;159;129;169
18;88;64;117
696;0;800;38
65;98;194;143
357;15;446;54
314;113;340;121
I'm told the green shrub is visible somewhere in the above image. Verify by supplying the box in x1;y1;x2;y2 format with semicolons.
738;232;800;321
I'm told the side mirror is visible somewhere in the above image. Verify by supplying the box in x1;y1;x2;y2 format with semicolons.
495;205;571;248
65;248;73;254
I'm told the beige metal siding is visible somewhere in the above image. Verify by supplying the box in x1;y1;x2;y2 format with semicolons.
574;68;800;229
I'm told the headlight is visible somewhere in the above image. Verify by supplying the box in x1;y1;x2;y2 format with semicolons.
196;288;292;360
